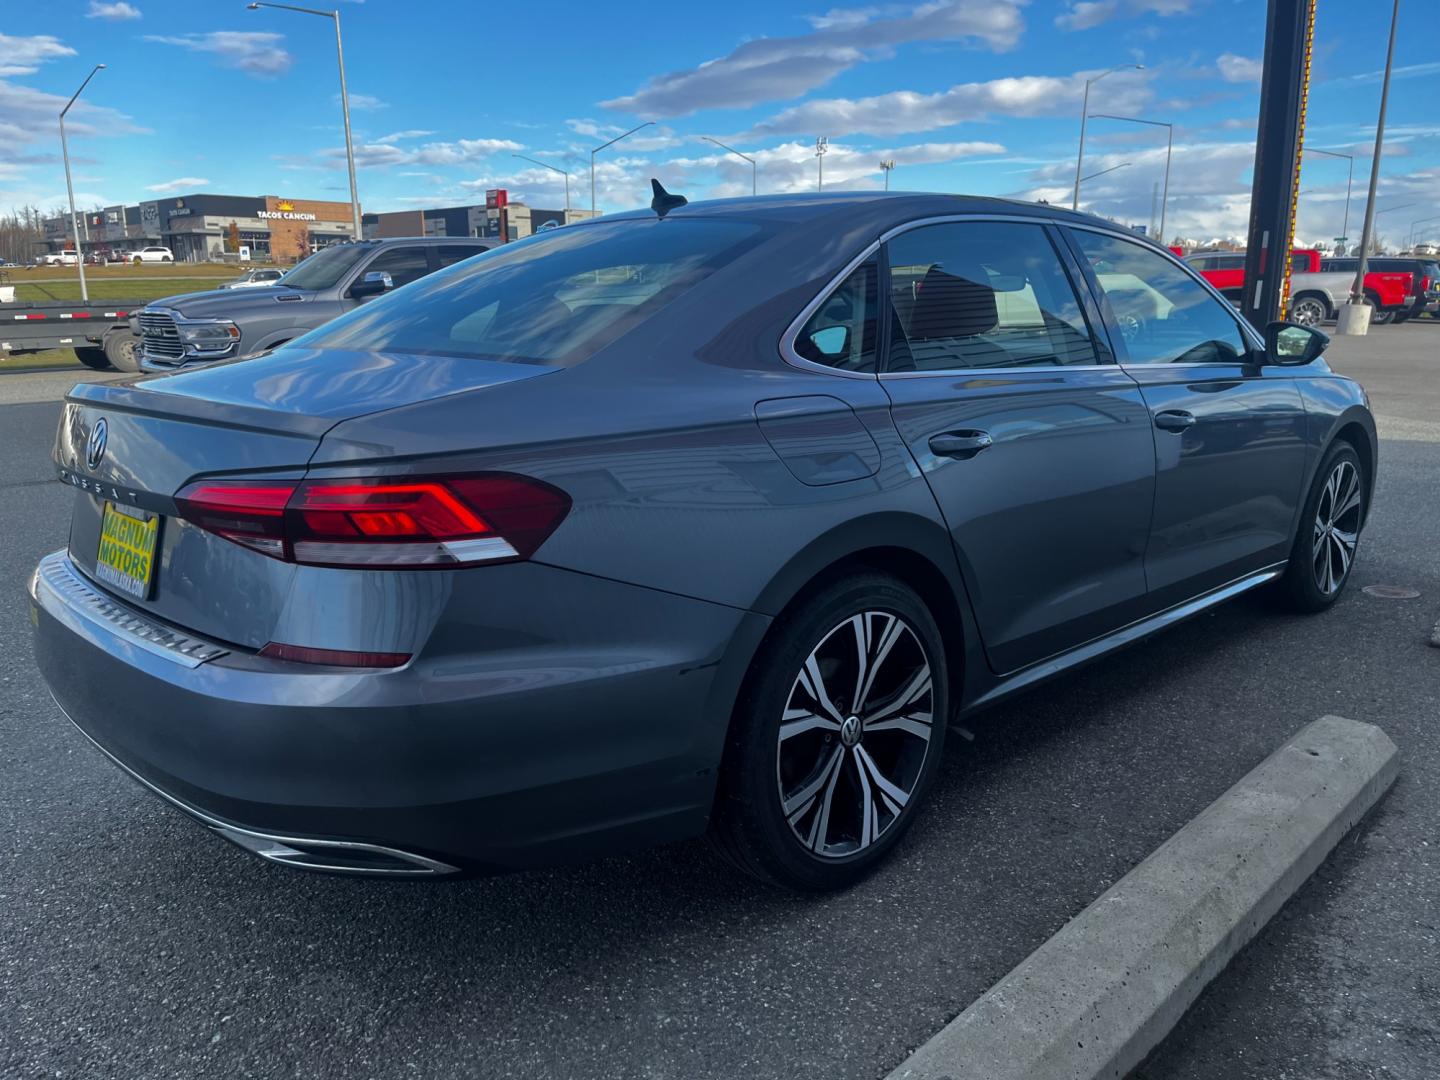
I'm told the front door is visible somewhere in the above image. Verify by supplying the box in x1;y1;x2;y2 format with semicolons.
880;219;1156;675
1064;227;1309;610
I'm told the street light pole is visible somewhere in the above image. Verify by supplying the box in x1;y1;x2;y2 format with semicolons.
1072;64;1144;211
1350;0;1400;309
247;2;362;241
815;136;829;191
1304;148;1354;249
880;159;896;190
1078;162;1132;184
60;63;105;303
513;154;571;217
1409;214;1440;250
701;136;757;196
590;121;654;215
1090;113;1173;242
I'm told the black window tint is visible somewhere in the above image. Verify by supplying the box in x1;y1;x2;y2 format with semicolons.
362;246;431;289
438;244;491;267
885;221;1097;372
1290;252;1309;271
793;260;878;373
298;220;762;365
1072;230;1248;365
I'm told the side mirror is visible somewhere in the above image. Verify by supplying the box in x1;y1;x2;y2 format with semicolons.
1265;320;1327;365
350;270;393;299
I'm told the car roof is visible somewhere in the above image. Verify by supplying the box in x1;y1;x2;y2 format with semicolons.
592;190;1173;251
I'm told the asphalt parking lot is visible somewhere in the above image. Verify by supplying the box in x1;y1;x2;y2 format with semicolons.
2;329;1437;1080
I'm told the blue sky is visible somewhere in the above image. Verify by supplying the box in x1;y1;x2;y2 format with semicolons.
3;0;1437;246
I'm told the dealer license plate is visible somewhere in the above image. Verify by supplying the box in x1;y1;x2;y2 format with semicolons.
95;502;160;600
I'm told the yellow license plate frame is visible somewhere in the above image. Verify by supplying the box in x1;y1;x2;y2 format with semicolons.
96;501;160;600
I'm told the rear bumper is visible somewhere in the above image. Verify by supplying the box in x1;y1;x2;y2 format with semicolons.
29;551;767;875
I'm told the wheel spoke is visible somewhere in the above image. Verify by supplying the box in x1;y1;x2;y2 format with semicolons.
809;748;846;852
1330;532;1352;578
865;713;933;740
783;744;844;819
1312;521;1328;558
853;748;877;849
1331;526;1357;551
856;615;903;713
1334;481;1362;522
856;744;911;811
780;709;841;741
868;667;931;723
800;653;845;723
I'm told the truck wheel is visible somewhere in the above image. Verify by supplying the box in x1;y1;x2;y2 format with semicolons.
1291;295;1329;326
132;257;142;266
73;346;112;371
103;331;140;373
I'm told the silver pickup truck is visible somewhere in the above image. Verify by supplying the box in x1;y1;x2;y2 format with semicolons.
134;237;494;371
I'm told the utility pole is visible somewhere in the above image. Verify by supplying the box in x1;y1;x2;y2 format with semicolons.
880;159;895;191
815;136;828;191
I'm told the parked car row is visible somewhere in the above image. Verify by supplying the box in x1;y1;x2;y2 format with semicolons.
1184;248;1438;325
31;191;1377;888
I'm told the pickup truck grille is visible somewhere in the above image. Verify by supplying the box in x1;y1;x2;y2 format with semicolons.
137;310;183;362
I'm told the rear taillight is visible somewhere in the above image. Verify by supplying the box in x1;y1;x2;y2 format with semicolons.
174;473;570;569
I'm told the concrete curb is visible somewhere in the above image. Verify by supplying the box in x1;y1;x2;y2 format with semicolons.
887;715;1399;1080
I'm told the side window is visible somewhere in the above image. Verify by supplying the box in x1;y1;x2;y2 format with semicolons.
792;259;878;373
438;244;491;268
1070;230;1249;365
1189;256;1214;271
1290;253;1310;272
885;221;1097;372
359;246;431;290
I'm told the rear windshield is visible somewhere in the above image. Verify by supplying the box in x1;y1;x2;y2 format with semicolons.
280;244;373;290
295;219;762;365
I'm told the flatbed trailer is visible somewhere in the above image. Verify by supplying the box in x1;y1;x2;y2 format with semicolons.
0;299;141;370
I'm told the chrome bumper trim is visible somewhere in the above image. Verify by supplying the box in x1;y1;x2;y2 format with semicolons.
33;551;230;668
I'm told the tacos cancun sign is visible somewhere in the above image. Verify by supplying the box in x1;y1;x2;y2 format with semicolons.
257;209;318;221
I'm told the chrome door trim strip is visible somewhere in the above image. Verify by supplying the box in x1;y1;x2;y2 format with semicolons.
967;564;1286;711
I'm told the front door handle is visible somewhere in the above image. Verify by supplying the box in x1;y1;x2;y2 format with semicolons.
929;430;993;459
1154;410;1196;432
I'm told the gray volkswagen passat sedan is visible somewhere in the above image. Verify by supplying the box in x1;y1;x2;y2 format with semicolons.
30;192;1376;890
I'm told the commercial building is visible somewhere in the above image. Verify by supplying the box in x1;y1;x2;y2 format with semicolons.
41;193;358;263
363;189;595;243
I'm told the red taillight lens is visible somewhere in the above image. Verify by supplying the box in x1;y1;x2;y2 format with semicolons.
174;473;570;568
173;482;294;558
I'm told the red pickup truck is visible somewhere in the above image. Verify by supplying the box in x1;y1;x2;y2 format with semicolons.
1184;248;1415;324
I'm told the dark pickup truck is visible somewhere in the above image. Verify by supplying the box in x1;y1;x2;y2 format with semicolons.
135;237;495;371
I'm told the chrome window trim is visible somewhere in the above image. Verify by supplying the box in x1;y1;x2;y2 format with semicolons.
778;239;883;380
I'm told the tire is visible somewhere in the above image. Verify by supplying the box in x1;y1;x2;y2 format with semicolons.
73;346;112;371
162;256;172;263
1366;295;1395;325
102;331;140;373
1290;294;1330;327
710;573;949;890
132;257;142;266
1275;442;1365;613
1392;312;1410;324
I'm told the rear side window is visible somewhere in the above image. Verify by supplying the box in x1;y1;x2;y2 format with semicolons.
299;219;762;365
885;221;1098;371
438;244;492;267
793;260;878;373
362;246;431;289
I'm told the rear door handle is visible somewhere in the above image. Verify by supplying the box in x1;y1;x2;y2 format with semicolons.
928;430;993;459
1154;410;1196;432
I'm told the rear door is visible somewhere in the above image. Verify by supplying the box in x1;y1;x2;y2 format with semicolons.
1063;226;1308;610
879;218;1156;674
343;244;432;312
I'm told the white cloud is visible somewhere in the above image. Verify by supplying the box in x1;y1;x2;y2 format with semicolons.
145;176;209;193
743;67;1150;138
601;0;1026;118
316;136;524;170
342;92;387;111
565;119;683;152
373;129;436;145
87;2;142;19
144;31;292;78
0;34;76;76
1056;0;1190;31
1216;53;1262;83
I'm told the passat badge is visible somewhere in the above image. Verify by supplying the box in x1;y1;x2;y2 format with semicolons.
86;417;108;470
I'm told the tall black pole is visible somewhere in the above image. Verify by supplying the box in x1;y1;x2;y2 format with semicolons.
1240;0;1316;330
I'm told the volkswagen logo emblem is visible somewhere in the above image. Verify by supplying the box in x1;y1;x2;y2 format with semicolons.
840;714;863;748
86;417;108;470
